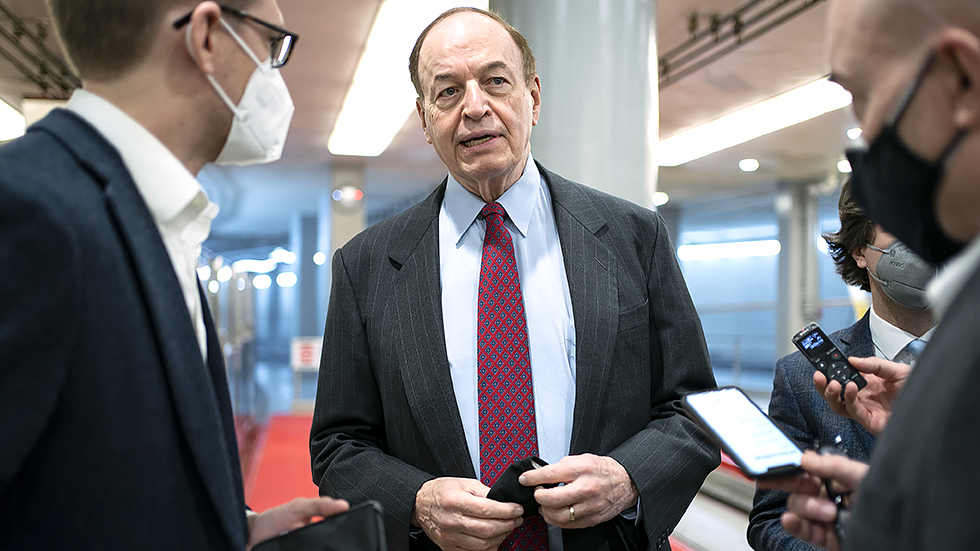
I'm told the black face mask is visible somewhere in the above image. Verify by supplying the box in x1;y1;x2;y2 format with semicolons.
847;53;967;266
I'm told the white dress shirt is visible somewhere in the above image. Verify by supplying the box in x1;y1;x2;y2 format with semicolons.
927;236;980;320
66;90;218;361
868;305;935;365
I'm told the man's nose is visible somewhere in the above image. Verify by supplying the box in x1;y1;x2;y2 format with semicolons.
461;81;490;120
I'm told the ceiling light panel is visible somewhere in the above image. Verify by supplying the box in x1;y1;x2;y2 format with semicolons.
0;98;25;141
328;0;489;157
658;78;852;167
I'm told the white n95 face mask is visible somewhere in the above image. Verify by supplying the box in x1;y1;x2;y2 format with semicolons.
186;18;295;165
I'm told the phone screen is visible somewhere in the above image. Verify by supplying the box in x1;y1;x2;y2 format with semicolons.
684;387;803;478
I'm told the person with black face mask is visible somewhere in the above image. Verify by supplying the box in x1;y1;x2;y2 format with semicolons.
747;179;936;551
758;1;980;550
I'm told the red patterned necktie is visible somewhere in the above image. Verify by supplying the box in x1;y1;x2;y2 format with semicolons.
477;202;549;550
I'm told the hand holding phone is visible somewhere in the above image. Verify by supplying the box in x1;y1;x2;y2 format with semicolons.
683;387;803;479
792;323;867;399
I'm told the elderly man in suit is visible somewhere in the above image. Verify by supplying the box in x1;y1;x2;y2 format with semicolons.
310;7;718;551
0;1;346;549
747;179;936;551
758;0;980;549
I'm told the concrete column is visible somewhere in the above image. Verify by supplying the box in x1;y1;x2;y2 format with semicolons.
331;165;367;254
776;181;821;357
491;0;658;208
290;213;319;337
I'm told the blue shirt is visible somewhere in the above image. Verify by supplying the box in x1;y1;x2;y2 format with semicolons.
439;154;576;476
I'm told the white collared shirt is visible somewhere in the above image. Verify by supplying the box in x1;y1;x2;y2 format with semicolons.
66;89;218;361
868;305;935;365
927;236;980;320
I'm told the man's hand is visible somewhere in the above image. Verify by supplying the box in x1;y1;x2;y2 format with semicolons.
814;356;911;435
758;451;870;551
246;496;350;550
412;477;523;551
520;454;638;529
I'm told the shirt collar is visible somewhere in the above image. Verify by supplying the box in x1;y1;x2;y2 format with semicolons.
65;89;214;226
443;153;541;245
868;304;935;361
927;235;980;319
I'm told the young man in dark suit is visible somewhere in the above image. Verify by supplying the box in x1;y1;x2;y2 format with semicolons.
760;0;980;549
748;179;936;551
0;1;345;549
311;7;718;551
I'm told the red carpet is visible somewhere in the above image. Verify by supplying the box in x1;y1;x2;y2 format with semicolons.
243;415;695;549
244;415;320;513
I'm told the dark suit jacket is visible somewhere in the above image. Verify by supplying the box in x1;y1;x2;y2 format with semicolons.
310;162;719;551
747;314;876;551
0;110;248;549
844;262;980;550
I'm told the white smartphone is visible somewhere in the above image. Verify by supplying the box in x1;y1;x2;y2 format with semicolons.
683;386;803;479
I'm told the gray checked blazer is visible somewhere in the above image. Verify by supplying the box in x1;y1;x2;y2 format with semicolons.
311;161;719;551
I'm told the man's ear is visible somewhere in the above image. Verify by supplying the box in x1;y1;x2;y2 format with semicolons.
530;74;541;126
416;98;431;144
183;1;223;76
852;245;870;269
938;27;980;131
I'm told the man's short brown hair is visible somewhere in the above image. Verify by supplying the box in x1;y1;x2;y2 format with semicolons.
823;178;877;292
408;7;536;101
46;0;255;82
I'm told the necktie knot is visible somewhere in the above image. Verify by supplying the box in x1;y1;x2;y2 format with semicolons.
903;338;927;362
480;202;506;223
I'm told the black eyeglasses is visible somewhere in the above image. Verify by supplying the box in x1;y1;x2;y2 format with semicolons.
173;4;299;68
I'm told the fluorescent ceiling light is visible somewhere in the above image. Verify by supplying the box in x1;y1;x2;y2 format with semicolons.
677;239;781;262
837;159;852;174
0;98;25;141
328;0;489;157
659;78;852;166
652;192;669;207
847;127;863;140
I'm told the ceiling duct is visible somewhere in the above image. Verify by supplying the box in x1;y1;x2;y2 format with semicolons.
659;0;826;89
0;0;78;100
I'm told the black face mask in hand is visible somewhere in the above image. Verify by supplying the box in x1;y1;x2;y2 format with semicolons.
847;52;968;266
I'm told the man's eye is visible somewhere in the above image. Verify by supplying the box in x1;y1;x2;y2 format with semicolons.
490;77;504;85
440;87;458;98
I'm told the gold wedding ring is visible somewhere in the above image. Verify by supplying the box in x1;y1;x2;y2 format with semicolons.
568;505;576;522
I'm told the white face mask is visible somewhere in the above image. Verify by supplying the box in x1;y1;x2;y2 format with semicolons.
186;18;295;165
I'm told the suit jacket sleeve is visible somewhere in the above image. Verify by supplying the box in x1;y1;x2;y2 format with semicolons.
602;211;720;548
747;354;824;551
310;245;434;551
0;185;78;495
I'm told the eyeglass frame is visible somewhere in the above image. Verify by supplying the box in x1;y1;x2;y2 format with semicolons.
173;4;299;68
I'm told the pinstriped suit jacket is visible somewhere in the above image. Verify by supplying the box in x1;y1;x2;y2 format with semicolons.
311;161;719;551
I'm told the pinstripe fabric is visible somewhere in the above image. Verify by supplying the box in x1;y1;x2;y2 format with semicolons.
312;161;719;551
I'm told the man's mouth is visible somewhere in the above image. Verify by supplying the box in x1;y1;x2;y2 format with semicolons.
461;135;495;147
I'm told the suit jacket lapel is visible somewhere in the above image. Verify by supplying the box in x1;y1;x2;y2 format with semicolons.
42;110;246;547
540;165;619;454
387;182;475;478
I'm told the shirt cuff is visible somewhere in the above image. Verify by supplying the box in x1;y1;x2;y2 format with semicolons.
620;496;641;525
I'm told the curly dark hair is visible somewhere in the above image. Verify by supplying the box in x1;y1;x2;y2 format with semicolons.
823;178;877;292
